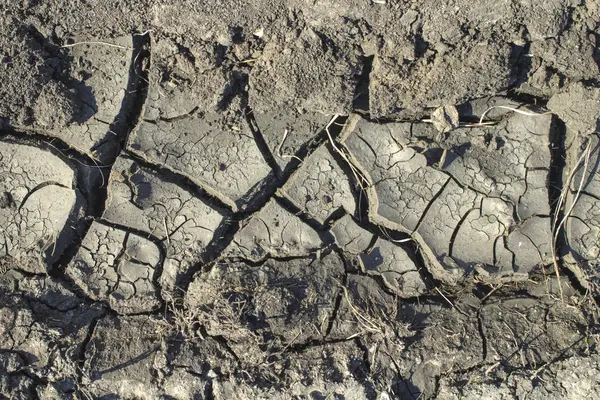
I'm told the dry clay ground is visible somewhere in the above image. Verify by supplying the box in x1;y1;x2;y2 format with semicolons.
1;1;600;399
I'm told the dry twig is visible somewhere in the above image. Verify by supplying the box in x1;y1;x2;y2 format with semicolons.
61;41;130;50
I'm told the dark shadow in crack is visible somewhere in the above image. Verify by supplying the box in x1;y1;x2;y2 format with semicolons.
217;70;248;112
44;186;88;270
90;32;150;162
71;79;98;123
508;42;532;89
353;55;374;114
591;32;600;79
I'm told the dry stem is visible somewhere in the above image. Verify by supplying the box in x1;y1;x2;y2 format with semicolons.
551;138;593;301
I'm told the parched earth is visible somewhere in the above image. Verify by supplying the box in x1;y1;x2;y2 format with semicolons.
1;1;599;399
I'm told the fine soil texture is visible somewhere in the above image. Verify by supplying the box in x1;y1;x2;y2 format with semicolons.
1;1;600;399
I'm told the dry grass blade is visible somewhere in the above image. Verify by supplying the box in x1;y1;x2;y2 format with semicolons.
551;138;593;301
420;118;496;128
377;225;413;244
61;41;130;50
478;106;551;125
134;29;154;36
277;129;302;162
45;142;111;187
461;121;497;128
334;279;385;339
163;217;171;247
434;287;470;317
325;115;370;191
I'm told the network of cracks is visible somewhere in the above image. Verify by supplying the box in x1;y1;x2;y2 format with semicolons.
1;33;599;400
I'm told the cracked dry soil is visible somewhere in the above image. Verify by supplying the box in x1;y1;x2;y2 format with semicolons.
1;1;600;399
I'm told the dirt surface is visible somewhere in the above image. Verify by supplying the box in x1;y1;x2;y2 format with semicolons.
1;1;600;399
